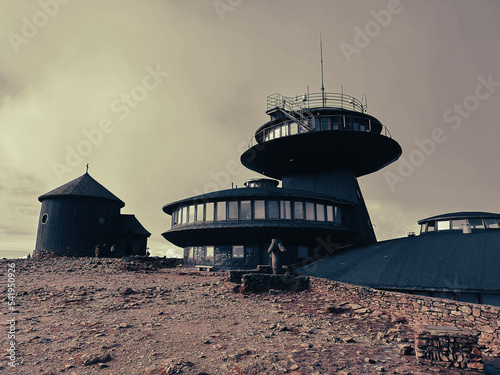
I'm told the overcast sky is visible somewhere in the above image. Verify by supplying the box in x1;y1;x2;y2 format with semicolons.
1;0;499;258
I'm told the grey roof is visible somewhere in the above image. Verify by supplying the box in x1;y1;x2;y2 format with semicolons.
297;230;500;293
39;173;125;207
112;214;150;236
418;211;500;224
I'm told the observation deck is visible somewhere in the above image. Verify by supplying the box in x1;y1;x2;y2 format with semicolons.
241;91;402;179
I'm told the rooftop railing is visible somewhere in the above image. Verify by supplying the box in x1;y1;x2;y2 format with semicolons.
267;92;367;114
247;114;392;148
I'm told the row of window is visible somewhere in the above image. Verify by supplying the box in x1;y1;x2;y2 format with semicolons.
262;115;379;142
171;199;342;227
420;218;500;233
184;245;310;261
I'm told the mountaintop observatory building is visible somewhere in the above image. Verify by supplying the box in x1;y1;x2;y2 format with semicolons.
162;91;402;269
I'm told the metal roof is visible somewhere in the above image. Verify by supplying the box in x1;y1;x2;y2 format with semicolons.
418;211;500;224
38;173;125;207
297;230;500;293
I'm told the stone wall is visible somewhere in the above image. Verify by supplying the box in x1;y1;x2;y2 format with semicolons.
310;278;500;356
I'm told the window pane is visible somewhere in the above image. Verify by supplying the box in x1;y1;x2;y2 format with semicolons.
274;126;280;138
437;221;450;231
451;219;467;230
206;246;214;258
268;201;279;219
172;210;178;226
281;124;289;137
290;122;298;135
280;201;291;220
240;200;251;220
294;201;304;220
196;204;204;222
485;218;500;228
205;202;214;222
314;117;320;131
216;201;226;221
335;207;342;224
181;207;188;224
331;116;341;130
254;200;265;219
321;117;330;130
188;205;195;223
297;246;308;258
228;201;238;220
469;218;484;229
305;202;315;221
232;245;244;258
427;221;435;232
316;204;325;221
326;206;334;222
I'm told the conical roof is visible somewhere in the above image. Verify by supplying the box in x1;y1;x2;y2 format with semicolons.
38;173;125;207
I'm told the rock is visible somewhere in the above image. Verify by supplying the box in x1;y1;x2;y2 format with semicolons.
364;357;376;364
80;353;112;366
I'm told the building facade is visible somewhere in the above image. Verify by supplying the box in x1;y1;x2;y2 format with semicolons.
34;172;150;258
162;92;402;269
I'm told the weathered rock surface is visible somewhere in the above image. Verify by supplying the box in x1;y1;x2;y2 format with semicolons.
1;257;498;374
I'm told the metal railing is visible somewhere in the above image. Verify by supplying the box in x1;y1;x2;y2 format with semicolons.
267;92;366;113
247;114;392;148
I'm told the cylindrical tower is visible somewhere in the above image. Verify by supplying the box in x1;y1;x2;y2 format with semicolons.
34;172;124;257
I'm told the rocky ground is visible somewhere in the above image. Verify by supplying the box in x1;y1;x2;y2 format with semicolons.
0;257;497;374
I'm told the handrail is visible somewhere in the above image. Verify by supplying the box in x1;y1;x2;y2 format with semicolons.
247;114;392;148
267;92;366;113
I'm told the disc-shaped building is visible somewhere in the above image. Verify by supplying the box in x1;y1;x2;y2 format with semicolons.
34;172;150;258
162;92;401;269
298;212;500;307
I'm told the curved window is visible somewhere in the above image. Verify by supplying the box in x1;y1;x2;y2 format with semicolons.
41;213;48;224
316;204;325;221
241;200;252;220
228;201;238;220
188;205;195;223
216;201;226;221
205;203;214;222
294;201;304;220
485;218;500;228
267;201;279;220
437;220;450;231
254;200;265;219
305;202;315;221
196;204;204;222
171;199;343;226
451;219;467;230
280;201;291;220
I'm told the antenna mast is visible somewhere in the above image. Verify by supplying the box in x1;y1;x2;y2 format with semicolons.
320;32;325;107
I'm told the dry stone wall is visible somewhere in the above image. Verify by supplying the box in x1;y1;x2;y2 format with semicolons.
310;278;500;356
